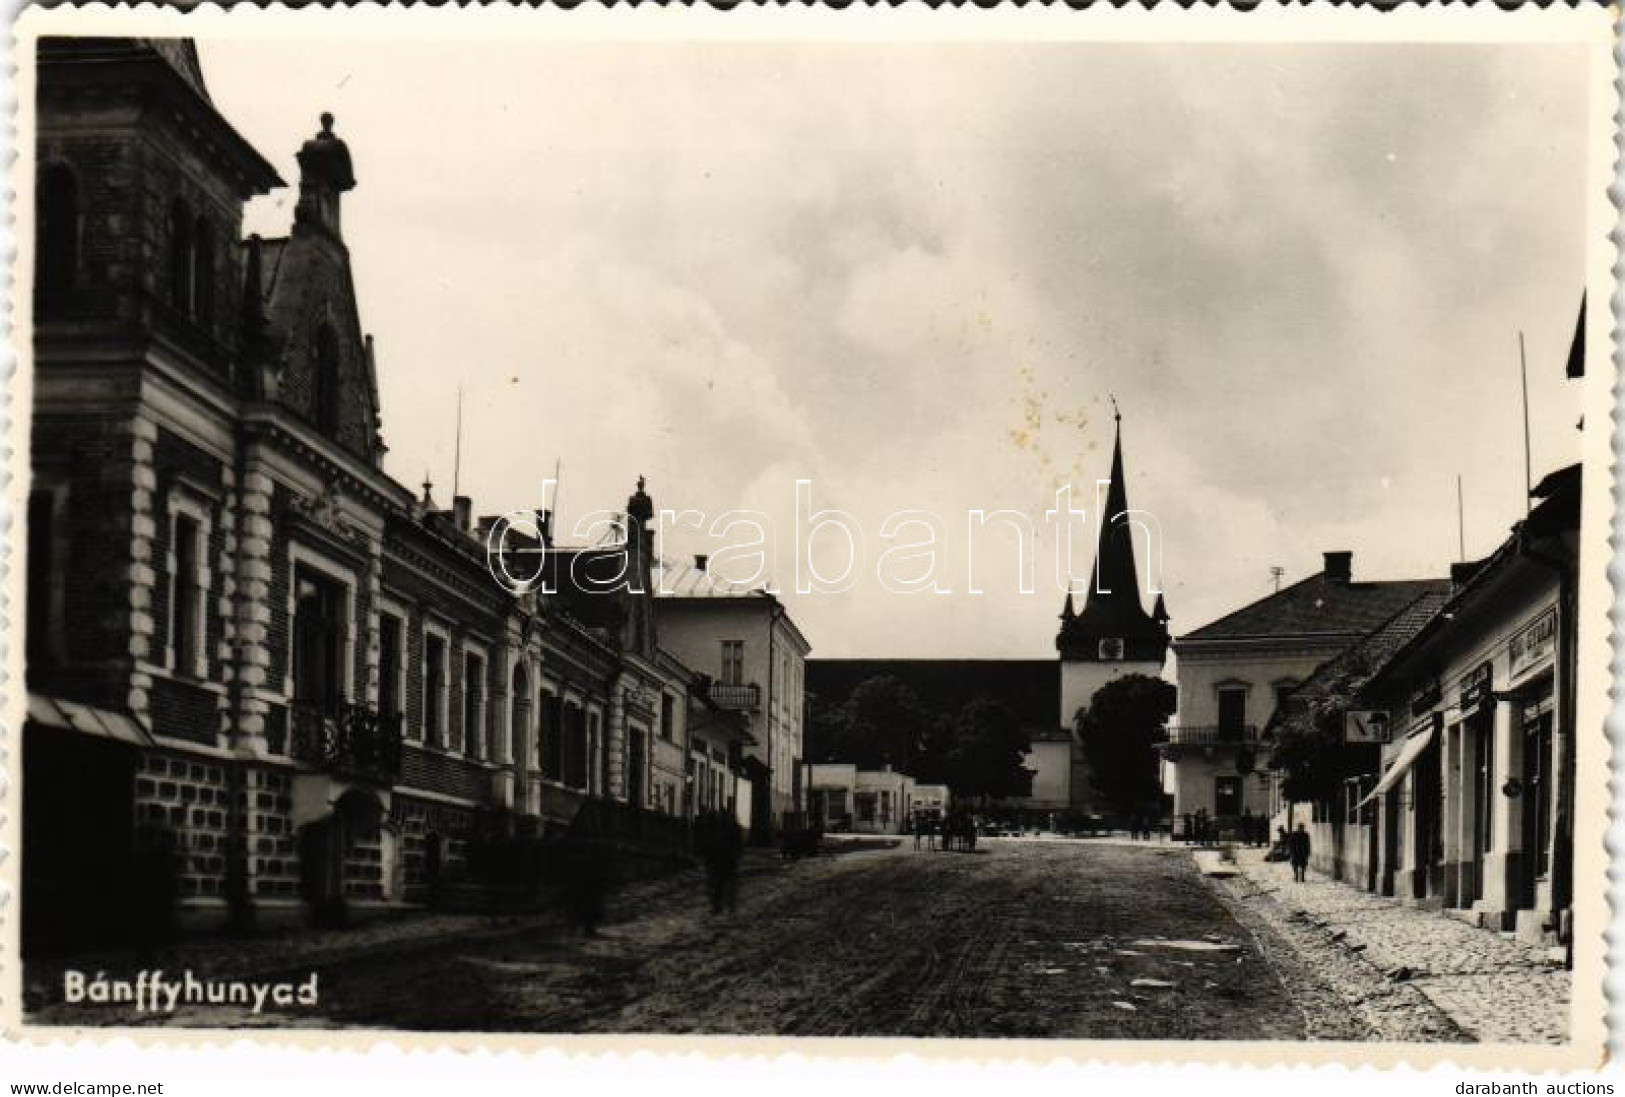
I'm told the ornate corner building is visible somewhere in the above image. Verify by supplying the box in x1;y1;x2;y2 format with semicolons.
23;38;768;952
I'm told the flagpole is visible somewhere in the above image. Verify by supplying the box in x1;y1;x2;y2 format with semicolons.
452;385;464;500
1456;474;1465;563
1519;331;1531;517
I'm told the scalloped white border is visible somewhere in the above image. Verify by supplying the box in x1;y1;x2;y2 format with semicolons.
1;1;1617;1070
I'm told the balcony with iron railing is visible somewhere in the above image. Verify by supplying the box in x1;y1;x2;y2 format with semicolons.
1156;724;1261;751
708;681;762;712
290;701;405;783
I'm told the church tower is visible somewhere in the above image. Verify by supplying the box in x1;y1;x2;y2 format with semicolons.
1056;411;1170;804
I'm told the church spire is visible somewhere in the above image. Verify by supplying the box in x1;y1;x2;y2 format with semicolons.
1056;404;1168;664
1086;410;1144;616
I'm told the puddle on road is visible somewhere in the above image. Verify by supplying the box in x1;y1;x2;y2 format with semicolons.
1131;939;1241;952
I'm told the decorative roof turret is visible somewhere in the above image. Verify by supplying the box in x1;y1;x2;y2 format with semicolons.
627;475;654;527
294;112;356;240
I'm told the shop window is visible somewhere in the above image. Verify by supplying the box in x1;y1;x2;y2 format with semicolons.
35;164;79;317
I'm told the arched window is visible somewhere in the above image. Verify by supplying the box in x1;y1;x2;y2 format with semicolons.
191;216;215;325
35;164;79;317
313;323;340;433
168;198;194;313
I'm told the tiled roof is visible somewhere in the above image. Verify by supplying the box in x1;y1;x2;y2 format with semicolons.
1268;589;1451;734
1178;571;1451;644
807;659;1061;736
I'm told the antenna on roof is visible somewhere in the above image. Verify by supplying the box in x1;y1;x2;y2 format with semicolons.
1456;474;1466;563
1518;331;1532;517
551;456;563;541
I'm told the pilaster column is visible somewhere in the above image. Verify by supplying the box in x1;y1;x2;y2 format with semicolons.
1478;696;1524;922
123;416;159;721
228;465;277;754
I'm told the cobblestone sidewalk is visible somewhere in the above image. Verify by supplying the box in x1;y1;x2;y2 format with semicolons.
1223;848;1569;1044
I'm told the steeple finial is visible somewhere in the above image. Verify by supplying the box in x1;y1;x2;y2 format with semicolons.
1109;393;1121;424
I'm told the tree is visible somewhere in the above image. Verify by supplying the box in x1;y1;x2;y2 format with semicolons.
1269;655;1375;808
943;695;1033;801
1076;674;1177;816
806;675;933;772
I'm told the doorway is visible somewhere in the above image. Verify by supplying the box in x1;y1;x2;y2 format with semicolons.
1413;733;1444;899
1215;775;1242;818
1520;700;1554;909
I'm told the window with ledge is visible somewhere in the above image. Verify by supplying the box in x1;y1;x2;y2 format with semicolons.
377;611;404;721
192;217;215;327
1217;685;1248;737
35;164;79;318
168;198;194;313
292;565;348;714
462;651;485;758
720;640;744;686
539;691;564;782
423;630;448;745
313;323;341;434
565;704;589;790
660;693;675;741
167;500;211;679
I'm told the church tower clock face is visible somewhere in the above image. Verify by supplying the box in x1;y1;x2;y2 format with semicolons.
1098;637;1125;661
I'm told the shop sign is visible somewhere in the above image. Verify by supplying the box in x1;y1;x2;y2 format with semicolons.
1509;609;1557;678
1408;677;1441;717
1344;710;1391;744
1457;662;1493;714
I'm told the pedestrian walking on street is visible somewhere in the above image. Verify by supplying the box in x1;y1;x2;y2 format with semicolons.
698;810;743;915
1288;822;1312;882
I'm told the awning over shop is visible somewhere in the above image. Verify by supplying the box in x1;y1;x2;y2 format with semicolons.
1357;724;1435;808
27;692;153;747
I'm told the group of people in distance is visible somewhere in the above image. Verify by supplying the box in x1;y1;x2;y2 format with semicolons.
910;811;978;852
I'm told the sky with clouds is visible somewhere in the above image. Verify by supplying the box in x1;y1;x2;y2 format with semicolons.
202;35;1592;660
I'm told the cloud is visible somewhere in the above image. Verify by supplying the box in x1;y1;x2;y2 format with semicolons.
208;37;1590;659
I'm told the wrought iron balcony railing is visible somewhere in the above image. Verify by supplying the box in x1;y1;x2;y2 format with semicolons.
708;682;762;711
1157;724;1260;748
290;700;405;781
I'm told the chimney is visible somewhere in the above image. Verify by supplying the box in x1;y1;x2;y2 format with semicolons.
694;554;710;573
1323;551;1353;584
452;494;473;532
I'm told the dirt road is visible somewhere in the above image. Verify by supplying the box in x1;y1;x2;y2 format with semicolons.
57;838;1321;1037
